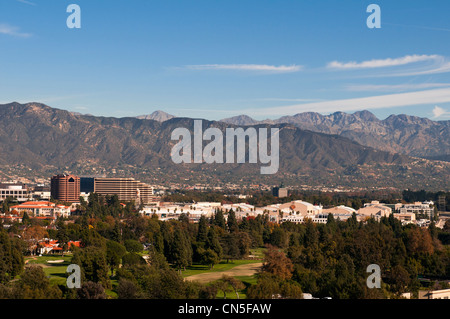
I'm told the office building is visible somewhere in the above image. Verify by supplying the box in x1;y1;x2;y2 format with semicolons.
50;174;80;202
0;183;31;202
93;178;154;204
272;184;288;198
80;177;95;193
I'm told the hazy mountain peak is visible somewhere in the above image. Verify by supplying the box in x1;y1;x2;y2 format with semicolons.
136;110;175;122
353;110;378;121
220;114;259;126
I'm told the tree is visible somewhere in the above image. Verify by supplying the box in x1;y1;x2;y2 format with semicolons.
22;225;48;255
279;281;303;299
227;210;239;233
0;229;24;283
171;228;192;272
22;211;31;225
262;245;294;280
220;233;241;263
197;215;208;243
215;277;232;299
71;246;110;288
106;240;126;276
206;228;223;260
117;278;141;299
269;227;288;248
124;239;143;253
16;265;62;299
122;252;147;267
304;219;319;248
214;210;226;229
387;265;411;294
246;273;280;299
221;275;245;299
77;281;107;299
198;248;220;269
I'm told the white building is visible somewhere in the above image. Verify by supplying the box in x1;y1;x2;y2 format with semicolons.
322;205;356;222
357;201;392;221
0;184;31;202
400;202;434;219
10;201;71;218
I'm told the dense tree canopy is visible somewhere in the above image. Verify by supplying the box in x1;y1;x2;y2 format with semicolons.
0;191;449;299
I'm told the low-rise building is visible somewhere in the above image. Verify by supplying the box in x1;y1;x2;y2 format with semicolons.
393;212;416;225
0;183;31;202
400;202;435;219
278;200;323;215
418;288;450;299
357;201;392;221
10;201;71;218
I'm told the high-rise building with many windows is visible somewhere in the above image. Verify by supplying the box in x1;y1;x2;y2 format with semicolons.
50;174;80;203
93;178;154;204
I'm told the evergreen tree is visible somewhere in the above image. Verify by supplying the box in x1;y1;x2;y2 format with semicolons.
213;209;226;229
227;209;239;233
171;228;192;272
197;215;208;243
206;227;223;260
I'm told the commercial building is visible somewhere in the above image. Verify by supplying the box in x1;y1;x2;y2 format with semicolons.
357;201;392;221
94;178;154;204
418;288;450;299
50;174;80;203
0;183;31;202
272;185;288;198
10;201;71;218
393;212;416;225
80;177;95;193
400;202;435;219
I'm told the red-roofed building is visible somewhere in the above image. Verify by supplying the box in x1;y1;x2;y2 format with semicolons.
10;201;71;218
68;241;82;249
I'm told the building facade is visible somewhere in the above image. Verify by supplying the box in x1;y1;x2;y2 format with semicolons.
94;178;154;204
50;174;80;203
10;201;71;218
400;202;435;219
272;185;288;198
0;183;31;202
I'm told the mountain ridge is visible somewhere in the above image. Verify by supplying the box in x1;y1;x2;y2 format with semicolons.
220;111;450;160
0;102;448;190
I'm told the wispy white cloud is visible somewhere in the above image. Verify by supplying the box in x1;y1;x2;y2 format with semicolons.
16;0;36;6
250;88;450;116
0;23;32;38
327;54;440;70
253;98;325;102
432;106;450;119
346;83;450;92
183;64;303;73
388;60;450;77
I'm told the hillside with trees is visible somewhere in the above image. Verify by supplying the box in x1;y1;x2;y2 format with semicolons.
0;193;449;299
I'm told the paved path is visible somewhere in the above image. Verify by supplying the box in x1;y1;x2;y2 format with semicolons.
184;262;263;284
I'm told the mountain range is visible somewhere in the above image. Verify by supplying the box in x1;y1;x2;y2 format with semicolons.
221;111;450;161
136;110;175;122
0;102;448;190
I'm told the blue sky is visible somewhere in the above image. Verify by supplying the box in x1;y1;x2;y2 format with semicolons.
1;0;450;121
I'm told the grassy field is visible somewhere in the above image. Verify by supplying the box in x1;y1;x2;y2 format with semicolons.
21;247;266;299
25;255;73;286
182;259;261;277
182;248;265;299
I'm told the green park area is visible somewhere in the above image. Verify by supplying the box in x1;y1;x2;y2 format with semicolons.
21;248;265;299
181;248;264;299
24;255;73;286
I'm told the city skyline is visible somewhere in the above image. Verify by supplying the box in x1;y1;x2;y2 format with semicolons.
0;0;450;121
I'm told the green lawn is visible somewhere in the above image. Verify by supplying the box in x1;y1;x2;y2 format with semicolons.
182;259;261;278
24;255;73;286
